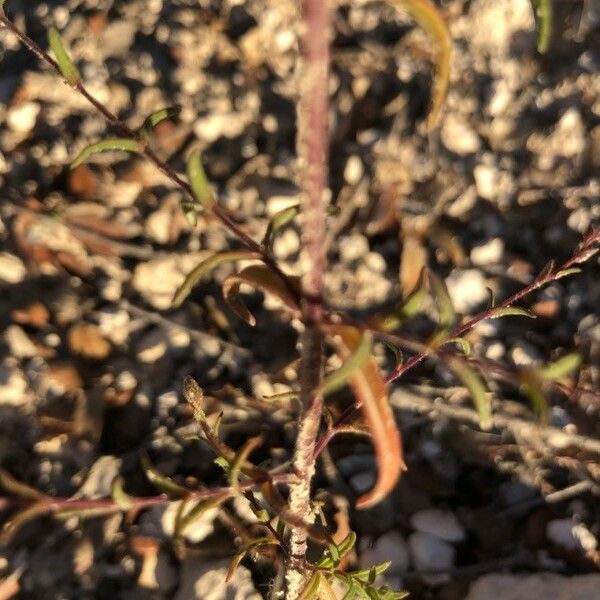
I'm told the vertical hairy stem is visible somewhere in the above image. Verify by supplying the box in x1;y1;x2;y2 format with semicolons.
285;0;331;597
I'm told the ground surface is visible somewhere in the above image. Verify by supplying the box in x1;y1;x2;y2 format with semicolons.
0;1;599;599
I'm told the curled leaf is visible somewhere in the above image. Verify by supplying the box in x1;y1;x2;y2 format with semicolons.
448;358;491;430
331;326;405;509
142;105;181;133
319;332;372;397
394;0;452;127
530;0;553;53
222;265;301;325
429;271;455;329
48;27;80;85
447;336;471;355
263;204;300;253
537;353;581;381
187;151;215;208
71;138;142;168
174;493;229;539
172;250;260;307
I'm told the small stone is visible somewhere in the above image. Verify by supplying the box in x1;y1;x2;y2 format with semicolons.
359;531;411;575
339;233;369;262
73;456;122;499
0;366;32;408
0;252;27;284
470;238;504;266
161;501;220;544
410;509;466;543
6;101;40;133
11;302;50;328
473;163;495;200
466;573;600;600
68;323;112;360
445;269;488;313
4;325;38;359
132;255;190;310
546;519;598;553
510;341;543;367
409;532;455;573
174;558;261;600
441;115;481;155
344;155;364;185
136;329;168;363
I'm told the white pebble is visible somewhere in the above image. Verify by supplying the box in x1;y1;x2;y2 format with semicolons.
410;509;466;543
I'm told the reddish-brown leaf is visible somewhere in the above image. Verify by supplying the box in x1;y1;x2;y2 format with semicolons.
331;326;406;509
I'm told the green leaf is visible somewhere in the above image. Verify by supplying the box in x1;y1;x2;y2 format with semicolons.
71;138;141;168
172;250;259;307
520;371;548;422
187;151;215;208
448;358;492;430
48;27;80;85
374;278;426;332
142;105;181;132
337;531;357;559
110;476;134;510
537;353;581;381
487;306;535;320
554;267;582;280
141;455;188;498
175;494;229;539
429;271;455;329
530;0;553;53
348;561;392;582
263;204;300;252
297;573;322;600
447;337;471;355
229;436;262;493
319;332;372;397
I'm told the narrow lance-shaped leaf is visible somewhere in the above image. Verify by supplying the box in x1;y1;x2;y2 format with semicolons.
297;573;322;600
187;151;215;208
448;358;491;430
174;493;229;539
487;306;535;320
71;138;142;168
331;326;406;509
319;332;372;397
141;105;181;133
222;264;301;325
48;27;80;86
537;353;581;381
392;0;452;127
429;270;455;347
263;204;300;253
371;271;426;332
520;371;548;423
530;0;553;53
172;250;260;307
229;436;263;494
110;477;134;510
141;454;188;498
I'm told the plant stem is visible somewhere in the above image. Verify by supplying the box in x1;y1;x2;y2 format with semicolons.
285;0;331;597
